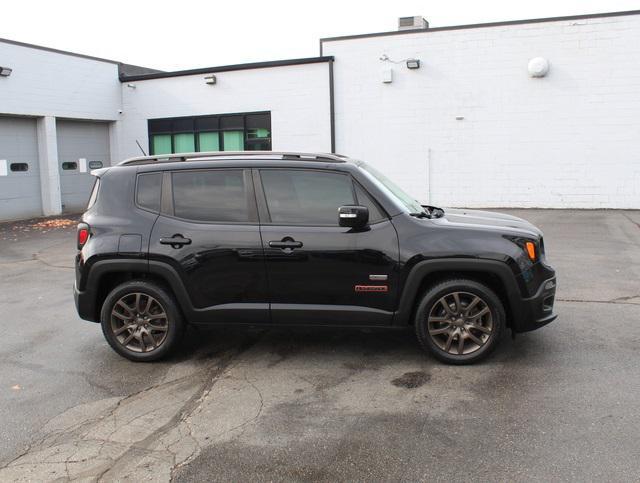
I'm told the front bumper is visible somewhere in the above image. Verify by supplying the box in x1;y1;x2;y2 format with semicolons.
511;276;557;333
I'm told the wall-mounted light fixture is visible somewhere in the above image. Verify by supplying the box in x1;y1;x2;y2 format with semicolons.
406;59;420;70
126;83;136;89
204;75;216;85
0;66;12;77
382;68;393;84
528;57;550;77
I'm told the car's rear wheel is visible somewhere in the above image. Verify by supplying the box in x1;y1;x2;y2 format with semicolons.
100;280;184;362
415;279;505;364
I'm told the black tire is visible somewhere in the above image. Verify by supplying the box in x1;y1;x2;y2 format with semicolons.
415;279;505;365
100;280;185;362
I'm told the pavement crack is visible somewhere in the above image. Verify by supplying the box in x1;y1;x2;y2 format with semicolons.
621;213;640;230
96;334;263;481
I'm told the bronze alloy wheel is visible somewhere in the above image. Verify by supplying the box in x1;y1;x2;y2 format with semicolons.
110;292;169;353
427;291;494;356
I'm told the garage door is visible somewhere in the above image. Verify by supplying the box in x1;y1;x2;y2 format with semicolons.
57;121;110;213
0;116;42;221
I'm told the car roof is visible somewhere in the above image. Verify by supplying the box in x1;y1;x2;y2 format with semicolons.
117;151;355;167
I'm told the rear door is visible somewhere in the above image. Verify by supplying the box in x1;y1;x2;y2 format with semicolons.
148;168;268;324
255;168;400;326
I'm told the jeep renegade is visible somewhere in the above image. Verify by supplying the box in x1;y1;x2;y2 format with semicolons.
74;151;557;364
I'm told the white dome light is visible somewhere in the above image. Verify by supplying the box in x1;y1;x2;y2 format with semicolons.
528;57;550;77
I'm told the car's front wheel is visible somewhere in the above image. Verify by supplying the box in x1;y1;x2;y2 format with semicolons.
100;280;184;362
415;279;505;364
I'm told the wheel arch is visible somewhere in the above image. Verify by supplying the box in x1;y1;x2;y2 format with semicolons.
83;259;192;322
393;259;523;328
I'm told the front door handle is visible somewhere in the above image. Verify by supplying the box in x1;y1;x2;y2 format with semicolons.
159;234;192;248
269;238;303;250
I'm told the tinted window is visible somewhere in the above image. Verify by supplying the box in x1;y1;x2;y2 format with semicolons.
354;183;386;223
137;173;162;212
261;170;355;225
172;170;248;222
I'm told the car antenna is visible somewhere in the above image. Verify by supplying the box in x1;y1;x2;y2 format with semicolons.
135;140;147;156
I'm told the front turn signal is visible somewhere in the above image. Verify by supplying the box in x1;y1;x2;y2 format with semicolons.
525;241;536;261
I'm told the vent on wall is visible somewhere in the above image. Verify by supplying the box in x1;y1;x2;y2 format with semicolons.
398;16;429;31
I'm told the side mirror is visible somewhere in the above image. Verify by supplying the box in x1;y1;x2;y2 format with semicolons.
339;205;369;229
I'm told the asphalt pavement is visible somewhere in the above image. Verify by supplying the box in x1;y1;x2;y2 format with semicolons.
0;210;638;481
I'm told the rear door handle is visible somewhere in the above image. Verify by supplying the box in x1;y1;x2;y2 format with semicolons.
159;234;192;248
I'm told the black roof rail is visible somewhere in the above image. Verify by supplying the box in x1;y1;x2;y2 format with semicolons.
117;151;349;166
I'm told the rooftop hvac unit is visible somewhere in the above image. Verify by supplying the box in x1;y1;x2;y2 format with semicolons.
398;16;429;31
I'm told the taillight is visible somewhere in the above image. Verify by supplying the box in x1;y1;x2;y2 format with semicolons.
77;223;90;250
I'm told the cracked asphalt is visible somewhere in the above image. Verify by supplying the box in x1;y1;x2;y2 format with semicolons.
0;210;639;482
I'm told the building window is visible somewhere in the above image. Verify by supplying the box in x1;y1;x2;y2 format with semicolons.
148;112;271;155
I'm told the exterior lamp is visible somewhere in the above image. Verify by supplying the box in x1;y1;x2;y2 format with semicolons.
204;75;216;85
406;59;420;70
528;57;550;77
0;66;12;77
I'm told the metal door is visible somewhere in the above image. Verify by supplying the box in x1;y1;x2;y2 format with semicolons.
57;120;110;213
0;116;41;221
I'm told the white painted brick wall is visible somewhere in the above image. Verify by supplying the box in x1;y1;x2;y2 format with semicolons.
324;16;640;208
0;42;121;121
117;63;332;161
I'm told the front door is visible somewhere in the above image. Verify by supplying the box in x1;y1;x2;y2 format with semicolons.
255;168;399;326
148;168;268;324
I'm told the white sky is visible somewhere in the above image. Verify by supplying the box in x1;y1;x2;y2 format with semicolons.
3;0;640;71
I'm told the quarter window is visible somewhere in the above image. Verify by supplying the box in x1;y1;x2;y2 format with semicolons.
136;173;162;212
172;170;248;222
261;170;355;225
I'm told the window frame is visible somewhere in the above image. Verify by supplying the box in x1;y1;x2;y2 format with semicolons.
159;168;258;225
255;167;389;227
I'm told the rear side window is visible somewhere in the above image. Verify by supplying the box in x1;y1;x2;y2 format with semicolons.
172;169;248;222
260;169;355;225
136;173;162;212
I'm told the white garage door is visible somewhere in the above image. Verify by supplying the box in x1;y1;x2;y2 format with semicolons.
0;116;42;221
57;120;110;213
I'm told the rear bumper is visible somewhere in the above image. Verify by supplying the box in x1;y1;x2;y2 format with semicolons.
74;282;99;322
512;276;557;333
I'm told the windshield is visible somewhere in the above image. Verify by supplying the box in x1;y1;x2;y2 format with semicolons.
359;162;424;214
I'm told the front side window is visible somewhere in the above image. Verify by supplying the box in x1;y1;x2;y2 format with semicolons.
172;169;248;222
261;170;355;225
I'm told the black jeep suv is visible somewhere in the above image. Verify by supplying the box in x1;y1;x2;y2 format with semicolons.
74;151;556;364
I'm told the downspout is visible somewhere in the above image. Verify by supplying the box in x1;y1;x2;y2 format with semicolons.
329;58;336;154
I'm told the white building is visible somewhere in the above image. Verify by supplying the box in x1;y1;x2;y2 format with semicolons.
1;9;639;220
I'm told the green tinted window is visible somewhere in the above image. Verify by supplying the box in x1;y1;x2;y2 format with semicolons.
198;132;220;152
174;133;195;153
223;131;243;151
152;134;172;155
247;128;270;139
